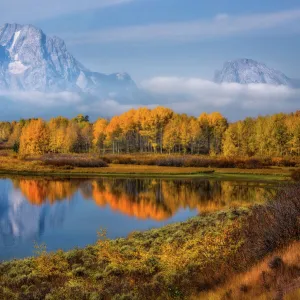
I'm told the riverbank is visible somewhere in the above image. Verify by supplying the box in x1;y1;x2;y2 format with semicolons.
0;155;294;181
0;184;299;299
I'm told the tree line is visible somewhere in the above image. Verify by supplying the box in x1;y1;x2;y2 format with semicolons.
0;107;299;156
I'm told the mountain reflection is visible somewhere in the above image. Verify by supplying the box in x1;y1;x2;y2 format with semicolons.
11;178;276;221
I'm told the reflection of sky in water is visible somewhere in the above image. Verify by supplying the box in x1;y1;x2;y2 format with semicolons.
0;177;278;261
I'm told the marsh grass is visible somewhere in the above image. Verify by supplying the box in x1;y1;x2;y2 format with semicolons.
291;169;300;181
0;152;292;181
100;154;299;169
41;154;108;168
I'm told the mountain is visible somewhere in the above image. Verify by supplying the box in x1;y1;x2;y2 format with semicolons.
0;23;137;99
214;58;298;87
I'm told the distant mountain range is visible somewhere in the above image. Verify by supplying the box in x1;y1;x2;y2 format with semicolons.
0;23;137;100
0;23;299;100
214;58;300;87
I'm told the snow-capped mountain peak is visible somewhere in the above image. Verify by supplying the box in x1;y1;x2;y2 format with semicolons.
0;23;137;98
214;58;295;87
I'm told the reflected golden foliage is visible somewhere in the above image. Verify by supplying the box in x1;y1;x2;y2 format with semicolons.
13;179;79;205
13;177;276;220
91;180;172;221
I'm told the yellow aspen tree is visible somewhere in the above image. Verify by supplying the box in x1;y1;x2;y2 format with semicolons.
93;118;108;153
19;119;50;155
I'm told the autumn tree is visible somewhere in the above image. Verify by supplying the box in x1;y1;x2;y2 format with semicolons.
93;118;108;153
2;108;300;157
19;119;50;155
0;122;12;142
48;117;69;153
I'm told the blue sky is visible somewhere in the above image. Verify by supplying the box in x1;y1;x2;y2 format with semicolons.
2;0;300;81
1;0;300;120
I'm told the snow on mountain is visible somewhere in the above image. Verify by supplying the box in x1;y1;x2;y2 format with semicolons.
214;58;297;87
0;23;137;99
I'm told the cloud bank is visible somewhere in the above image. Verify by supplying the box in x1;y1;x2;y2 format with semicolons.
0;91;137;121
141;77;300;119
65;9;300;44
0;79;299;121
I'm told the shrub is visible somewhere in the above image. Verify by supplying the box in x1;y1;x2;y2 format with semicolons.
99;154;277;169
271;157;297;167
41;154;108;168
156;157;185;167
72;267;87;277
291;169;300;181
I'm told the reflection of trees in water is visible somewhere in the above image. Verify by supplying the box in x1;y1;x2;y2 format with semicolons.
13;180;82;205
12;178;277;221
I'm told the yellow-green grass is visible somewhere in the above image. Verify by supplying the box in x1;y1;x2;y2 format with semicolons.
0;155;294;181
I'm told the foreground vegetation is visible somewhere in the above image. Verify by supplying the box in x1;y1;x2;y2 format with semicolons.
0;184;299;299
198;241;300;299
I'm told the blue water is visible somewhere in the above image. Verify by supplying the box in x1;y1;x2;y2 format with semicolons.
0;177;277;261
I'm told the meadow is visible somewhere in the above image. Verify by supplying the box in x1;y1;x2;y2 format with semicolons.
0;151;298;181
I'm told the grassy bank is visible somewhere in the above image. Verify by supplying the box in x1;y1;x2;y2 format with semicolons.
0;153;295;180
0;184;299;300
198;241;300;299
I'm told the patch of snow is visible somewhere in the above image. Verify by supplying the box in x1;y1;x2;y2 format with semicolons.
90;76;98;85
214;58;292;86
10;30;21;52
8;61;28;74
76;71;88;89
116;73;125;80
14;53;19;61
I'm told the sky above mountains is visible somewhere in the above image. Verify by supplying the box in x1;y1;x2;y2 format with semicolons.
0;0;300;121
1;0;300;80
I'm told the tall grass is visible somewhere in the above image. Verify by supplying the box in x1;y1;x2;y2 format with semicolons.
101;154;299;169
41;154;108;168
291;169;300;181
198;241;300;299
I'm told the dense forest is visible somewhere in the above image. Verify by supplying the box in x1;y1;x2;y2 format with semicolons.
0;107;299;156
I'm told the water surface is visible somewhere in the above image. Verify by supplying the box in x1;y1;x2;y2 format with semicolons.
0;176;279;260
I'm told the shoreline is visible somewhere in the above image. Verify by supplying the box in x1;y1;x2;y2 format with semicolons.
0;165;291;181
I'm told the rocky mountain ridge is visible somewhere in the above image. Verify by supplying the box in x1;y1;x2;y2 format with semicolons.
214;58;299;87
0;23;137;99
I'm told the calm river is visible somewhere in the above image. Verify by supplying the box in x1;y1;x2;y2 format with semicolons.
0;176;279;260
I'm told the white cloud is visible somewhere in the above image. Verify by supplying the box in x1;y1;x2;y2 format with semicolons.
0;0;134;23
78;99;137;116
0;91;82;107
64;9;300;44
141;77;300;119
0;80;299;121
0;91;139;120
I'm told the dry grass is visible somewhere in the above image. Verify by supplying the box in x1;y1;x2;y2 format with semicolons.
41;154;108;168
0;151;293;180
291;169;300;181
101;154;300;169
197;241;300;300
